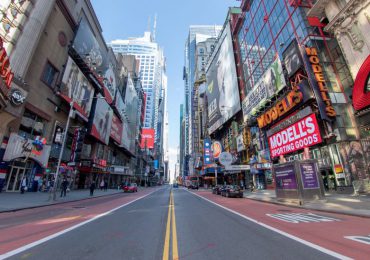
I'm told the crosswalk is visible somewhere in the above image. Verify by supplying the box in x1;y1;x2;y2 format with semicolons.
266;213;340;223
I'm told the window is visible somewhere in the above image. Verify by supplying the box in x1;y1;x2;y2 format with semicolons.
41;61;59;87
19;109;47;139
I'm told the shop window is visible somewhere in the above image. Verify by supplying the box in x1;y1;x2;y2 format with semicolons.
19;109;47;139
41;61;59;88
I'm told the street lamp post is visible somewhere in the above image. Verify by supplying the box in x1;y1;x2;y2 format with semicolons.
52;101;74;201
52;96;105;200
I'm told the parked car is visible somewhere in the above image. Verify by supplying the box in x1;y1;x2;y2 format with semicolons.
122;183;138;193
212;185;222;195
221;185;243;198
187;183;199;190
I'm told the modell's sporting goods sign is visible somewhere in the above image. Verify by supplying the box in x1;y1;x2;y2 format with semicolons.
268;113;322;158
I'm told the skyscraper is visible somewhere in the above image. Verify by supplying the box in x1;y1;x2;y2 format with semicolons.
108;32;166;136
183;25;222;176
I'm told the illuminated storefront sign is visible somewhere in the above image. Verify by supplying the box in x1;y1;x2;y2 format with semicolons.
0;37;14;89
268;113;322;158
258;88;303;128
304;47;336;120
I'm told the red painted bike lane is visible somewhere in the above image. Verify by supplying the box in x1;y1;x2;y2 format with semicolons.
0;188;159;256
192;190;370;259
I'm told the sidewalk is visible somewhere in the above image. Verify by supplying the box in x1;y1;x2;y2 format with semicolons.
0;188;124;213
243;189;370;218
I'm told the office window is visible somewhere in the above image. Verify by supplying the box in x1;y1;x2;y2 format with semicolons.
41;61;59;88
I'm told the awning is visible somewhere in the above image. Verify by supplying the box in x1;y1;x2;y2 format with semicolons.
60;163;74;171
352;55;370;111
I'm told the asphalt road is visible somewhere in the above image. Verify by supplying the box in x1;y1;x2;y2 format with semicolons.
1;186;341;260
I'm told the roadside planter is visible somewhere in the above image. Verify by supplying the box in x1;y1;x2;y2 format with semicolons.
272;160;325;205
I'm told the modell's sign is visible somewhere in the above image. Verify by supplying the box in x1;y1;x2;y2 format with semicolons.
0;37;14;89
268;113;322;158
303;47;336;121
258;87;303;128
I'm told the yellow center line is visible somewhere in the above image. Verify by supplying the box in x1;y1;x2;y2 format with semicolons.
163;191;172;260
163;190;179;260
171;191;179;260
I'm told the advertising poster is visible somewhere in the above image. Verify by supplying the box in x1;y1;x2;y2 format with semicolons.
115;91;125;120
268;114;322;158
91;95;113;145
102;49;119;104
61;57;94;117
236;134;245;152
242;56;286;121
110;114;122;144
72;17;119;105
300;162;320;189
124;76;139;153
140;129;155;149
275;164;298;190
120;116;130;151
283;40;303;78
206;23;241;134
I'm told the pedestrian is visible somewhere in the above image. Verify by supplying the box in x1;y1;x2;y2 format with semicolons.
104;179;108;191
60;178;68;197
90;181;96;196
100;179;104;191
20;176;27;194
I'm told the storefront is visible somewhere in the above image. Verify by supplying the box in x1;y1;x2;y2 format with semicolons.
76;159;109;189
1;133;51;192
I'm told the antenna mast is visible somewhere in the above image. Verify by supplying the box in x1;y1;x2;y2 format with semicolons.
153;13;157;42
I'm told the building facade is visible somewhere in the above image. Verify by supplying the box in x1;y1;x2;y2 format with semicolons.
0;0;144;192
183;25;222;177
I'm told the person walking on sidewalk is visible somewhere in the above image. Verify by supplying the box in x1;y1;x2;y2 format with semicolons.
104;179;108;191
60;178;68;197
20;177;27;194
100;179;105;191
90;181;96;196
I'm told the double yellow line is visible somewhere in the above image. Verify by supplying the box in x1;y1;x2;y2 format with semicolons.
163;190;178;260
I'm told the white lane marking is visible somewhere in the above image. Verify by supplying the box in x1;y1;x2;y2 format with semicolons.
187;190;352;260
267;213;340;223
0;189;161;260
344;235;370;245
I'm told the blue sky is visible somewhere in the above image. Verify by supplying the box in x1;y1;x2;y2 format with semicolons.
91;0;238;178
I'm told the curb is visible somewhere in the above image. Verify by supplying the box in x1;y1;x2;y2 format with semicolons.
0;190;125;214
244;196;370;219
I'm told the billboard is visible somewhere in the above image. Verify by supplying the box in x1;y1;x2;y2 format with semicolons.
120;116;131;151
114;91;125;120
206;23;241;134
242;56;286;121
61;57;94;117
268;113;322;158
124;76;139;153
140;129;155;149
283;40;303;78
102;49;119;104
110;114;122;144
72;17;117;104
91;94;113;145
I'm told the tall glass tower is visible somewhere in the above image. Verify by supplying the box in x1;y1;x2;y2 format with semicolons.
108;32;166;133
183;25;222;176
